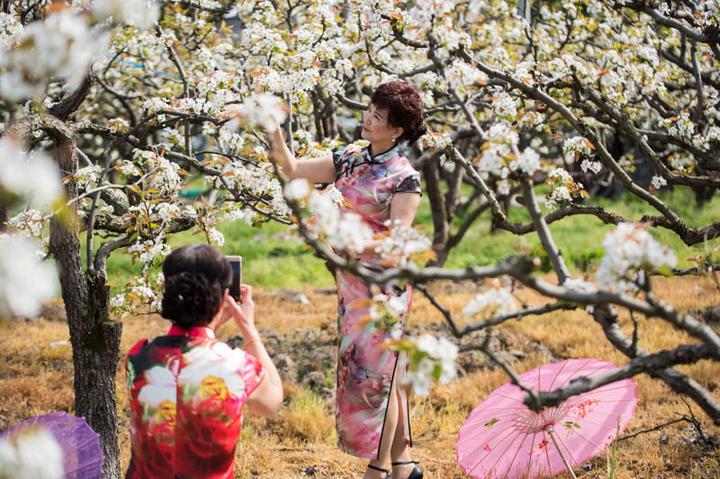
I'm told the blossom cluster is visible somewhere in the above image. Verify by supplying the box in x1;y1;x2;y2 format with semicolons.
596;223;677;292
544;168;588;210
394;334;459;396
477;123;542;187
305;189;374;254
0;137;61;319
418;131;453;152
462;285;518;319
0;234;58;318
374;222;435;268
228;94;289;133
0;138;62;209
0;10;107;101
366;289;410;335
91;0;160;30
0;426;64;479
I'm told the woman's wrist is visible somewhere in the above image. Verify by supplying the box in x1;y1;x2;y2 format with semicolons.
243;336;264;348
239;324;260;339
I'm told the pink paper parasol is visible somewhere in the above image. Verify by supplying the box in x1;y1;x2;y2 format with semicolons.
456;358;637;479
1;411;103;479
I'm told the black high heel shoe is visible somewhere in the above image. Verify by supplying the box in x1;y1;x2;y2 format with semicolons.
391;460;423;479
367;463;390;479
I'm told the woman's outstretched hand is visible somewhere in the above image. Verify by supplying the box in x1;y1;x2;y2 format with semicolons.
224;284;258;337
267;121;286;162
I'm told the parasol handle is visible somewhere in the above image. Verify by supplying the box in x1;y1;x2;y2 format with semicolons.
546;426;578;479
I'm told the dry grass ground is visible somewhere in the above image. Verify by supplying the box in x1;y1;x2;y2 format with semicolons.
1;276;720;478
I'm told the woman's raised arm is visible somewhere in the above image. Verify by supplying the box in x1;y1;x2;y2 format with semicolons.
224;287;284;416
269;127;335;184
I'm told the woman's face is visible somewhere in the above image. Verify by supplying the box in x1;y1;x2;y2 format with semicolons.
361;103;403;145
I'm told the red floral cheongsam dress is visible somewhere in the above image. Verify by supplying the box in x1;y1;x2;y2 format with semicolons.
332;142;422;459
125;325;264;479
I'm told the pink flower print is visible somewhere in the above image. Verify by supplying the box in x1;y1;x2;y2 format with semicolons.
572;399;598;419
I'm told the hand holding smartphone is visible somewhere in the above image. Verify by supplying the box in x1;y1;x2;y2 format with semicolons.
226;255;243;302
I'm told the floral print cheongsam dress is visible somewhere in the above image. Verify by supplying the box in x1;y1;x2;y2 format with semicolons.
332;142;422;459
125;325;264;479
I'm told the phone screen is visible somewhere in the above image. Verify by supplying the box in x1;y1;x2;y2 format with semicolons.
226;256;243;301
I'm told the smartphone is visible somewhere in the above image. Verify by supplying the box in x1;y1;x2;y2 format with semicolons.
226;255;243;302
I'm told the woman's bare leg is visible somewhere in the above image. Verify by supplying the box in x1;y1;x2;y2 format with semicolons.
390;386;414;478
365;386;399;478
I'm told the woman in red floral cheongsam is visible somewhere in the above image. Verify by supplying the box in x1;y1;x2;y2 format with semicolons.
125;244;283;479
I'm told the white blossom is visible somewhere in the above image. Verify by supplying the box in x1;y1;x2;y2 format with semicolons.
446;59;487;93
0;139;62;209
223;207;256;225
402;334;458;396
91;0;160;29
0;11;108;101
128;278;160;310
658;112;695;140
127;237;170;264
107;118;131;135
308;189;341;234
330;213;373;253
581;160;603;174
110;294;126;308
492;91;519;119
368;290;410;332
303;188;374;254
208;228;225;246
132;150;183;197
545;168;586;210
418;131;452;151
596;223;677;292
0;426;63;479
284;178;311;200
462;286;518;318
563;136;595;158
0;235;57;318
650;175;667;190
0;12;23;50
477;122;518;178
508;147;540;176
74;164;103;189
375;223;433;267
7;209;48;238
324;184;345;205
230;94;288;132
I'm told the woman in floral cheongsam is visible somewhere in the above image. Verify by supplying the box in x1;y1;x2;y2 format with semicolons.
126;245;283;479
269;81;426;479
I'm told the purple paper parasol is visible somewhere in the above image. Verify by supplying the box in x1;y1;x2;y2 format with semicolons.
1;411;102;479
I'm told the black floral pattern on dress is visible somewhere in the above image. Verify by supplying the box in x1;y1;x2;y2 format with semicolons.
394;174;422;195
333;144;402;181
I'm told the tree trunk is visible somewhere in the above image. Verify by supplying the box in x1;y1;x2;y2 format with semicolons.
47;124;123;479
422;159;450;266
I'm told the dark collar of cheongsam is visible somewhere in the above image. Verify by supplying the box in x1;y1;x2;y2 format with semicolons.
363;143;400;164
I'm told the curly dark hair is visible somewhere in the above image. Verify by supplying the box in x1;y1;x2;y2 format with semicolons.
161;244;232;328
370;80;427;144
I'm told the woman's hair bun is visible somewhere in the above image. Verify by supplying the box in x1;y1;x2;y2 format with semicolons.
161;272;222;328
160;244;232;328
